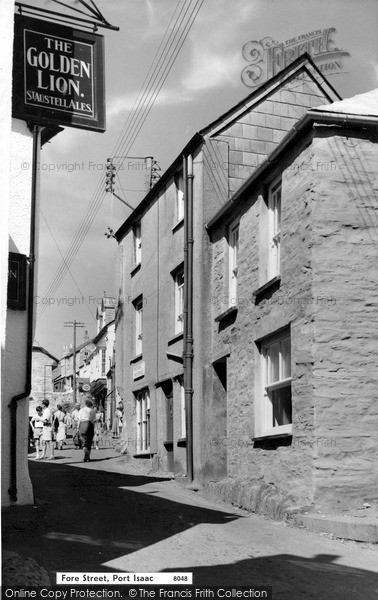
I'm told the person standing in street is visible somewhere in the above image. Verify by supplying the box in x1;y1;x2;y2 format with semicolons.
117;402;124;438
71;402;82;449
30;405;44;459
40;399;54;460
93;405;103;450
71;403;81;428
53;404;67;450
77;399;96;462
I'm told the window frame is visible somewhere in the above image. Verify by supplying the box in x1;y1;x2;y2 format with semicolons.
136;389;150;453
101;348;106;376
133;222;142;266
258;329;292;438
174;172;184;225
179;378;186;439
268;178;281;279
174;267;185;334
228;219;239;306
134;296;143;356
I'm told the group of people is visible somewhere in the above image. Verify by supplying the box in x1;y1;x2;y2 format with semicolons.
30;399;104;462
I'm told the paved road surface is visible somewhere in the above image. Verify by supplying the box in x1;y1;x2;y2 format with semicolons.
3;445;378;599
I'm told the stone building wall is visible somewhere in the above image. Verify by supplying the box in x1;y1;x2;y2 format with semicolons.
311;131;378;510
29;349;57;415
214;72;333;197
207;140;316;505
206;127;378;513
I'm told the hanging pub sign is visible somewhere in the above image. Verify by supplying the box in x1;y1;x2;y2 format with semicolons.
8;252;27;311
12;14;105;132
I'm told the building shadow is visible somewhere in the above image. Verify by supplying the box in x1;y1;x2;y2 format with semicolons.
162;553;378;599
3;460;378;598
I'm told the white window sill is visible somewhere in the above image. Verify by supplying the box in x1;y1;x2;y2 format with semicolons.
130;262;141;276
133;451;152;458
265;378;292;392
253;275;281;300
168;332;184;346
130;353;143;364
254;425;292;440
214;305;238;323
172;218;184;233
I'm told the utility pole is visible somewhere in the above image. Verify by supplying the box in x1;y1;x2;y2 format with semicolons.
64;321;85;406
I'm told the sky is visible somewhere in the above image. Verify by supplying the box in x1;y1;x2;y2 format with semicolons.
31;0;378;359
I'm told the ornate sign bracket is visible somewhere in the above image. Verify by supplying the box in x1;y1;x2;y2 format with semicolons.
15;0;120;32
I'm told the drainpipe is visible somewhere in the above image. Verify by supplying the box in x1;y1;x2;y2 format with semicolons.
183;154;194;486
8;124;41;502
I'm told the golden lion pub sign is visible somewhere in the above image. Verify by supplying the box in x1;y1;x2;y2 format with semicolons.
12;14;105;132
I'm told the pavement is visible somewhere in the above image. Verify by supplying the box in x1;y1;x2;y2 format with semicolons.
2;432;378;598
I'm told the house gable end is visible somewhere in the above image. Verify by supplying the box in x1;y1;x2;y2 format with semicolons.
202;59;341;200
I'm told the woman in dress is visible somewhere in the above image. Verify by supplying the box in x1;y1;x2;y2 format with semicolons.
30;405;44;459
77;399;96;462
93;406;103;450
40;399;54;460
53;404;67;450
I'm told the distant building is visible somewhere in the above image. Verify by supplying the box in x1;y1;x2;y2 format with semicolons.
50;296;116;422
29;346;59;416
80;297;116;414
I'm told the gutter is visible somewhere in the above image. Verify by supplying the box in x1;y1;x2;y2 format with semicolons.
8;125;41;502
206;111;378;230
183;153;195;488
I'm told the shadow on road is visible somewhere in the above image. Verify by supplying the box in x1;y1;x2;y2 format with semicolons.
3;459;239;576
2;459;378;599
162;554;378;599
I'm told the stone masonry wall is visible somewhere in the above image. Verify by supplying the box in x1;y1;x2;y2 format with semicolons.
311;131;378;511
207;140;318;509
214;72;331;197
206;128;378;515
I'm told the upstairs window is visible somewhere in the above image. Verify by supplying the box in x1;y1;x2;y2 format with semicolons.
228;220;239;305
134;297;143;356
133;222;141;265
260;330;292;437
268;180;281;278
101;348;106;376
174;173;184;224
174;267;184;334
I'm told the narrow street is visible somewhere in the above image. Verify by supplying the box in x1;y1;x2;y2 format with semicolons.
3;437;378;600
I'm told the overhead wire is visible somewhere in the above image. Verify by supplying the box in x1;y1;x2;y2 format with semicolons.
38;1;187;319
37;0;204;321
111;0;191;161
114;0;205;166
39;209;97;323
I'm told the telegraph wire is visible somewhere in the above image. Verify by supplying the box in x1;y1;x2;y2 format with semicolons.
38;0;204;316
39;209;97;322
111;0;185;160
37;183;106;320
38;1;188;311
111;0;192;160
119;0;205;161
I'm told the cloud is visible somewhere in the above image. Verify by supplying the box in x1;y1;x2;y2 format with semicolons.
107;87;192;118
180;0;256;92
182;48;241;92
